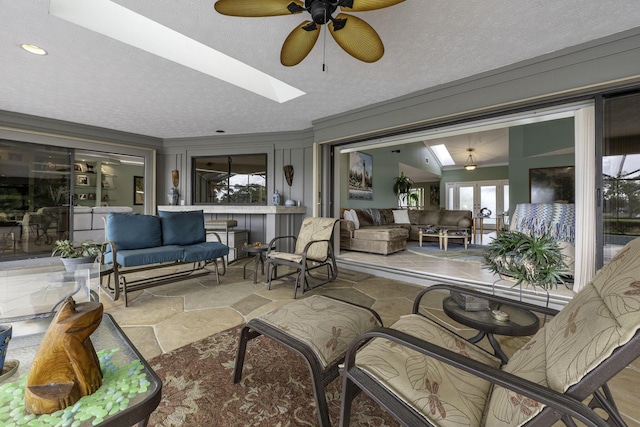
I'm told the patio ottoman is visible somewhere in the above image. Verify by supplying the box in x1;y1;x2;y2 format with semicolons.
233;295;382;427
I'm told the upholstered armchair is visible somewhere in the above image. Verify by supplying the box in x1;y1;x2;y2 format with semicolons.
266;217;339;298
340;236;640;427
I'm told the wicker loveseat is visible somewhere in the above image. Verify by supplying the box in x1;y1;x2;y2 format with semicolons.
340;208;473;255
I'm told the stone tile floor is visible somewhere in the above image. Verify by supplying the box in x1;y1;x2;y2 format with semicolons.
101;261;639;426
2;251;638;425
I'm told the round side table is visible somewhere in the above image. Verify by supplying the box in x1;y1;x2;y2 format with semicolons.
442;296;540;363
243;245;270;284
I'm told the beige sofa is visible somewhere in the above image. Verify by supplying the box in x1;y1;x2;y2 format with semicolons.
340;208;473;255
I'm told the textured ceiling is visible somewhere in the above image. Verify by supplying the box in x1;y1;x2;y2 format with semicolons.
1;0;640;141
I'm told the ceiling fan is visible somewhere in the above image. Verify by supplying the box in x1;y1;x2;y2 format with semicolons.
214;0;405;66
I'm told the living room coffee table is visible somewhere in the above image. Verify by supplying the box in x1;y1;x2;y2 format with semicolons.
438;230;469;251
442;296;540;363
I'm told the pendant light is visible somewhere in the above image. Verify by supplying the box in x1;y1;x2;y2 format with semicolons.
464;148;477;171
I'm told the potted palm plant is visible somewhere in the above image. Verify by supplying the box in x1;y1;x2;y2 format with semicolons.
52;239;102;271
482;230;567;291
393;172;419;206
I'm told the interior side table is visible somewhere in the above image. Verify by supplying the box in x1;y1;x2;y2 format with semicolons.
243;245;269;283
442;296;539;363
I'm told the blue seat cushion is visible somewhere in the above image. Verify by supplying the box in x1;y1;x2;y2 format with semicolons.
104;245;184;267
182;242;229;263
106;213;162;251
159;210;206;246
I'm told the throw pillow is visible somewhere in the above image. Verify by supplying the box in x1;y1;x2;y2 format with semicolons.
343;210;353;222
349;209;360;229
392;209;410;224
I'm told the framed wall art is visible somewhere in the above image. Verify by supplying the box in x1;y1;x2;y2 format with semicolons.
348;152;373;200
529;166;575;204
76;174;89;186
134;176;144;205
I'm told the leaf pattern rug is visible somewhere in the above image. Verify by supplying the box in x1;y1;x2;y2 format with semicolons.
147;326;400;426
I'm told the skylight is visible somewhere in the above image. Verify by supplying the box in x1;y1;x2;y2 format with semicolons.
49;0;305;103
430;144;455;166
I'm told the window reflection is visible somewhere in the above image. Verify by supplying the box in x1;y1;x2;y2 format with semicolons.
0;140;72;259
192;155;267;205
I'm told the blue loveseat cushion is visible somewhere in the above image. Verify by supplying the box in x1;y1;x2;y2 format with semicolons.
159;210;206;246
182;242;229;263
103;245;185;267
106;213;162;251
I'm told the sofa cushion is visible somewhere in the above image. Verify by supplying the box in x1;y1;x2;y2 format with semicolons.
159;210;206;246
349;209;360;229
358;209;379;226
104;245;184;267
392;209;410;224
182;242;229;262
420;210;441;225
439;210;472;228
106;213;162;251
353;227;408;241
378;209;395;225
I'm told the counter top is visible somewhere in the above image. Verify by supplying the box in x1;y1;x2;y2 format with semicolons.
157;205;307;214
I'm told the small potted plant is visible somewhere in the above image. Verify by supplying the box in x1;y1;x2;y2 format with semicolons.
482;230;567;292
52;239;102;271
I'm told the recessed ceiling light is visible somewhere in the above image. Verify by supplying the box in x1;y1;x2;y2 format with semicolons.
20;44;47;55
49;0;305;103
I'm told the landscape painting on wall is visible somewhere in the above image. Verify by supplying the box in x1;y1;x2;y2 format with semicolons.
530;166;575;203
348;152;373;200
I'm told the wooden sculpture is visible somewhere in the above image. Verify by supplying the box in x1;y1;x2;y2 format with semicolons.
25;297;104;414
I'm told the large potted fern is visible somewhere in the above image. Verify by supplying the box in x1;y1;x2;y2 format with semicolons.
393;172;419;206
482;230;567;291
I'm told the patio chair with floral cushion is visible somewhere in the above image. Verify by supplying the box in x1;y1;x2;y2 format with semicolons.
340;236;640;427
266;216;339;298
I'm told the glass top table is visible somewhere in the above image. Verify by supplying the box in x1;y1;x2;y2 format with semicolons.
442;296;540;363
0;264;161;426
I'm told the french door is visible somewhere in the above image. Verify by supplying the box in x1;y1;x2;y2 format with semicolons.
446;180;509;230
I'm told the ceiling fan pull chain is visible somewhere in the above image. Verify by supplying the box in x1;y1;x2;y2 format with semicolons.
322;8;328;72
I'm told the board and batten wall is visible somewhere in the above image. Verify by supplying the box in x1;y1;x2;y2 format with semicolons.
160;130;315;244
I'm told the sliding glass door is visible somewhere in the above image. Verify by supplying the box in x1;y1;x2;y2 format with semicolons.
602;92;640;263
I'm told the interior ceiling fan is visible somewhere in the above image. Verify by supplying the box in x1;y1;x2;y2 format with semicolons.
214;0;405;66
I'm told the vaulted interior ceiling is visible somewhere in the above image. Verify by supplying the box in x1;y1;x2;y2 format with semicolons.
2;0;640;143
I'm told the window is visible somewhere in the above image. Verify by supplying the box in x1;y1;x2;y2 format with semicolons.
192;154;267;204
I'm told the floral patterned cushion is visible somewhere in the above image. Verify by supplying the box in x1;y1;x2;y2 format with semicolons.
485;236;640;426
356;315;501;427
293;217;338;261
257;295;381;367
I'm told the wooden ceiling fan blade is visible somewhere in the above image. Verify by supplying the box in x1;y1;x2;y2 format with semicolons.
340;0;405;12
281;21;320;66
215;0;303;17
329;13;383;63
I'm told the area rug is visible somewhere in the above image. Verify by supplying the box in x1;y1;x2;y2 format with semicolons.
407;242;487;263
147;326;400;426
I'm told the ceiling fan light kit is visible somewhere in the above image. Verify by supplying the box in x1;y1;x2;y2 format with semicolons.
214;0;405;66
